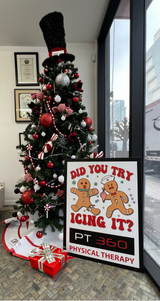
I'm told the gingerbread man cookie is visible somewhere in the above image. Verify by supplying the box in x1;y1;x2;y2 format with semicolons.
100;175;134;218
70;178;100;215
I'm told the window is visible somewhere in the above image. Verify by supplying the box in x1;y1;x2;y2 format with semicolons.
144;0;160;267
105;0;130;158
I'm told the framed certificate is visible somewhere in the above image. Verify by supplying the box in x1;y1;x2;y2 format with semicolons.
14;52;39;86
14;89;39;122
19;133;27;146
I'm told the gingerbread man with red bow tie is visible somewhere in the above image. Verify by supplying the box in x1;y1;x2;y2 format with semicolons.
100;175;134;218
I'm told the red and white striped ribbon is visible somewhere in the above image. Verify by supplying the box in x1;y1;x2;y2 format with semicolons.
38;133;58;160
46;101;67;137
87;151;104;158
77;137;84;151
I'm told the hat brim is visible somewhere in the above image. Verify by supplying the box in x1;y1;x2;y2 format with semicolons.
42;56;59;67
59;53;75;62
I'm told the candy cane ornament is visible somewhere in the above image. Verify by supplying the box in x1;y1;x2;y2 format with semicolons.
44;204;50;218
38;133;58;160
77;136;84;151
26;144;36;171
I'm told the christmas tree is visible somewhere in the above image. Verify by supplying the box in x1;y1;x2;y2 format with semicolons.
14;12;103;235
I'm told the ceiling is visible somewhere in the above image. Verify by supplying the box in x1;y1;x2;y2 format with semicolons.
0;0;109;47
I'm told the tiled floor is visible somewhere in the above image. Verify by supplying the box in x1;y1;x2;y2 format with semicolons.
0;206;160;300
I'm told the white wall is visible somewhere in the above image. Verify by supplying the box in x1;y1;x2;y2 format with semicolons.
0;43;97;205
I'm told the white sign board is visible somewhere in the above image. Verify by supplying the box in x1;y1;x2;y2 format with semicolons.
64;159;143;271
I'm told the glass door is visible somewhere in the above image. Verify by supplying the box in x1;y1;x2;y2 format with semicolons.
144;0;160;287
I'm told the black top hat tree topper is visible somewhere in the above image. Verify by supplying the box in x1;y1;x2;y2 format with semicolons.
39;11;75;64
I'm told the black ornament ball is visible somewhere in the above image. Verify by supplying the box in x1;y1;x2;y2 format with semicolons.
12;212;17;217
14;188;20;194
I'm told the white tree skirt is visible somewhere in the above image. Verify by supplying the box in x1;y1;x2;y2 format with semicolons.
2;211;64;260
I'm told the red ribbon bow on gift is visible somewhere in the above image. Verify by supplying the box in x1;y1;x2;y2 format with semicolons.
31;92;44;102
52;104;73;115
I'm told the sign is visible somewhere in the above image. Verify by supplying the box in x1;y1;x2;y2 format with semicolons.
64;159;143;271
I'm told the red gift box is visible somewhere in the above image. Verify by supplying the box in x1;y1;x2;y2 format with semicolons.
29;244;68;278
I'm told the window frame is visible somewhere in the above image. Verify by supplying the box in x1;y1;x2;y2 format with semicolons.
97;0;160;290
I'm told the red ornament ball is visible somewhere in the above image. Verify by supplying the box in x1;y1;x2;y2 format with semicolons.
46;84;52;90
21;190;34;205
47;162;53;169
39;78;43;82
40;113;53;128
83;117;92;126
21;216;26;222
25;156;30;161
89;126;92;131
73;97;78;103
33;134;38;140
40;180;46;187
48;96;52;101
74;73;79;79
30;199;34;204
36;231;43;238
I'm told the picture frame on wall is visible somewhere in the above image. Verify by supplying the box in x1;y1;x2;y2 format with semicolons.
14;89;39;122
14;52;39;86
19;132;26;146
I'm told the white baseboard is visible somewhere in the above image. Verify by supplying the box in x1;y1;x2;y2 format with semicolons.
5;199;16;206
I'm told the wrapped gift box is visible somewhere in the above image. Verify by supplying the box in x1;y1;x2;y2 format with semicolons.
29;244;68;278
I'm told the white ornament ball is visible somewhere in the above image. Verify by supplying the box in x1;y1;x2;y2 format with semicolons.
17;212;22;219
80;120;86;128
17;149;23;155
43;85;47;91
31;124;36;128
55;73;70;87
28;164;32;169
53;173;57;178
36;99;40;103
62;160;65;165
61;115;66;121
91;134;97;141
28;134;33;140
54;95;61;103
58;232;63;241
30;219;35;225
58;175;64;183
34;184;40;192
87;135;92;141
71;155;76;159
35;165;41;171
41;132;46;137
79;109;83;114
20;186;27;193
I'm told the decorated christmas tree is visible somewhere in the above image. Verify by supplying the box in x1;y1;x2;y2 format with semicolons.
14;12;103;235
